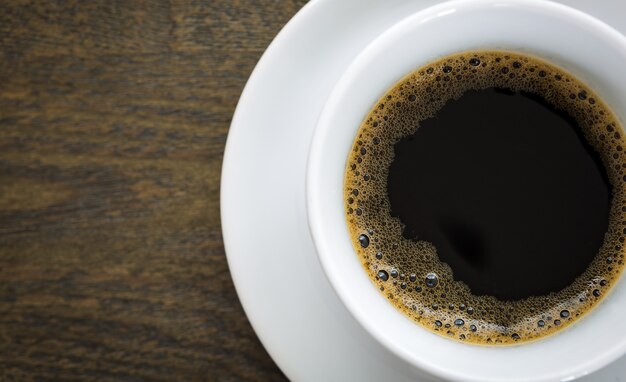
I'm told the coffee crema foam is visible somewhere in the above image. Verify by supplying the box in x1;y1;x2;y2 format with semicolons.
344;51;626;345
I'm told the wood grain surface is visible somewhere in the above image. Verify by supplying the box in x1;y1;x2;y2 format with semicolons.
0;0;307;380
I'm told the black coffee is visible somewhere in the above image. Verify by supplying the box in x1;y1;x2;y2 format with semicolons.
345;51;626;345
389;88;610;300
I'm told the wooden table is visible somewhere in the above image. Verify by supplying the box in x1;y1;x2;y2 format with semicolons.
0;1;306;380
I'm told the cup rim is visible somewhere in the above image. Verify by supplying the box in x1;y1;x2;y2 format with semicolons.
306;0;626;380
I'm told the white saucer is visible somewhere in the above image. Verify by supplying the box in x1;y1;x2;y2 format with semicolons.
221;1;626;380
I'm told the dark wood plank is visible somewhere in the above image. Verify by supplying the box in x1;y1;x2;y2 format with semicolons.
0;0;307;380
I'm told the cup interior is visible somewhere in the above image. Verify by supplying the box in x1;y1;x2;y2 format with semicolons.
307;0;626;381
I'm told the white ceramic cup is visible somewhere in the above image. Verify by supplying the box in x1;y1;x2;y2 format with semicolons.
307;0;626;381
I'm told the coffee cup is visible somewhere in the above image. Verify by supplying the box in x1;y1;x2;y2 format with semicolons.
307;0;626;380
